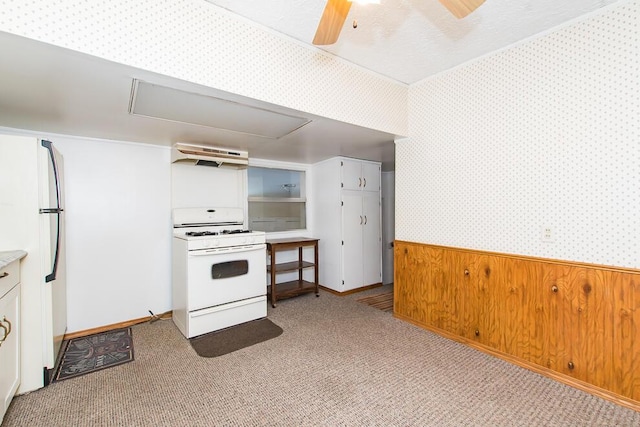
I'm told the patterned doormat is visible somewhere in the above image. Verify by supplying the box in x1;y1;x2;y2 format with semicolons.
53;328;134;382
356;291;394;312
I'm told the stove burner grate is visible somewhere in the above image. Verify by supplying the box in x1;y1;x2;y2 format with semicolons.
185;231;219;237
184;229;253;237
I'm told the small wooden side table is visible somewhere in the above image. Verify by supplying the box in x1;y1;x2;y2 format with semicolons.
266;237;319;308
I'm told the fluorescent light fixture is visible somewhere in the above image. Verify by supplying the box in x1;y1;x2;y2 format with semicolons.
129;80;311;139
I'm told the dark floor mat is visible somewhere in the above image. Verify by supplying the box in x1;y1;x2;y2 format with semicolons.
190;318;283;358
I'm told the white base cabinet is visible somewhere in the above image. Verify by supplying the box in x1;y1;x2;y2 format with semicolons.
0;259;21;425
312;157;382;293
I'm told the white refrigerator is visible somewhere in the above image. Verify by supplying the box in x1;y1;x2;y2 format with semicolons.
0;134;68;393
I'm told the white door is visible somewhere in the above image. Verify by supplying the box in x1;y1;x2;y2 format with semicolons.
39;142;67;369
341;193;363;291
362;193;381;286
341;159;363;191
0;285;20;420
361;162;380;193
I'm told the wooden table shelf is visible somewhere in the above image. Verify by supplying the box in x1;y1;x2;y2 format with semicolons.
267;260;315;273
266;237;319;308
267;280;317;300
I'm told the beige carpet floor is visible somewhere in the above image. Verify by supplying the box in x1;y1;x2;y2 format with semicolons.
4;284;640;426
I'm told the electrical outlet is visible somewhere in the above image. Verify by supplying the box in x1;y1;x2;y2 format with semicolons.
541;227;554;243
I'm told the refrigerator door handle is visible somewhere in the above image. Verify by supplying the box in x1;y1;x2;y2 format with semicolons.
41;140;62;207
41;140;62;283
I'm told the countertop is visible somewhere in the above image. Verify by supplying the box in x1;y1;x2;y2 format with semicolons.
0;250;27;269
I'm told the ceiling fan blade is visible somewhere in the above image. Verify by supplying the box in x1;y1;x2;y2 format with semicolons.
313;0;352;45
438;0;486;19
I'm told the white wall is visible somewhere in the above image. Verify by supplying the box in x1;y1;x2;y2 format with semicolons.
171;162;247;210
398;1;640;269
52;136;172;332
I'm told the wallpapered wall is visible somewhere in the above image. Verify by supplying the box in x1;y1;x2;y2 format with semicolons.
398;0;639;269
0;0;407;136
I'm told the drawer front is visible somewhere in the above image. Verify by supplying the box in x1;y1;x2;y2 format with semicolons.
0;262;19;299
186;296;267;338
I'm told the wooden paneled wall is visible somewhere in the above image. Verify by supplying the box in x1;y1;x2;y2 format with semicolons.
394;241;640;411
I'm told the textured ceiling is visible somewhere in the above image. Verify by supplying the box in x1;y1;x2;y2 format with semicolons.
205;0;619;84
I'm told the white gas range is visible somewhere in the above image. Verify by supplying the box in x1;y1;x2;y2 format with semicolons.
172;207;267;338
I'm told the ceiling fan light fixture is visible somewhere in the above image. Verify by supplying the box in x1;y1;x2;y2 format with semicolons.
313;0;381;45
313;0;353;45
437;0;486;19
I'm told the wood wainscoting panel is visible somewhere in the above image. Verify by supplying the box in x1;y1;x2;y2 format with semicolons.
394;241;640;409
611;268;640;399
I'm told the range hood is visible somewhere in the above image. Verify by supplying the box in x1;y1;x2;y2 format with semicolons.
171;143;249;168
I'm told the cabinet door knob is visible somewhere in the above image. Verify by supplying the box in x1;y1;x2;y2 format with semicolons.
568;361;575;370
1;316;11;336
464;269;470;276
364;215;367;225
0;322;7;345
551;285;559;293
358;177;362;187
363;177;367;187
359;216;363;225
0;272;8;279
474;329;480;336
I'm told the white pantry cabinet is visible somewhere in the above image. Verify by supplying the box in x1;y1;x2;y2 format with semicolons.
312;157;382;293
0;258;21;425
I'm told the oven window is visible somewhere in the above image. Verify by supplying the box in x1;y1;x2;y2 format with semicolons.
211;260;249;279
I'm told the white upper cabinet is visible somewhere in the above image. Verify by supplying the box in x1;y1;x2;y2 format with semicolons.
341;158;380;192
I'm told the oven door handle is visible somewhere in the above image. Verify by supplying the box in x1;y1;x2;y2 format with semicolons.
189;244;266;256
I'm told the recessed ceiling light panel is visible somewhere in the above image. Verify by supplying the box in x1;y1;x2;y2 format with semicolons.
129;80;311;138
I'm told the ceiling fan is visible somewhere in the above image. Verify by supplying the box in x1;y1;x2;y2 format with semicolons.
312;0;486;45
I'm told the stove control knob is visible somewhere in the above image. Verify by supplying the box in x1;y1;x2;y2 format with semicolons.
203;240;211;248
212;239;220;247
